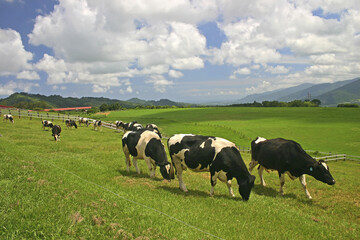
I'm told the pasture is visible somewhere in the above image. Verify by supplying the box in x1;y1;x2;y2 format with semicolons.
1;107;359;239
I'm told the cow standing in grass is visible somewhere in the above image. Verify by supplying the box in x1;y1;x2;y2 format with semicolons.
249;137;336;199
146;124;162;138
42;120;53;130
3;114;14;123
79;117;90;127
65;119;77;129
122;129;172;180
93;120;102;131
52;125;61;141
168;134;255;201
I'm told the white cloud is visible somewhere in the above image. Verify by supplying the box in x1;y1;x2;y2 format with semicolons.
246;80;272;94
265;65;290;74
168;69;183;78
0;81;39;96
145;75;173;93
16;71;40;80
92;84;110;93
0;28;33;76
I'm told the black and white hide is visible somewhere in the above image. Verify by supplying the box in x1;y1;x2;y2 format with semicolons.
65;119;78;129
93;120;102;130
3;114;14;123
52;125;61;141
42;120;54;130
249;137;336;199
122;129;172;180
127;121;143;131
168;134;255;201
146;124;162;138
115;120;126;132
79;117;90;127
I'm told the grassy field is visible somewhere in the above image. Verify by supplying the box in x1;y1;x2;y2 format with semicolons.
1;107;359;239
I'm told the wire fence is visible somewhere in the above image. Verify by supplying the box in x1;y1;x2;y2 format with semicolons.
2;107;360;162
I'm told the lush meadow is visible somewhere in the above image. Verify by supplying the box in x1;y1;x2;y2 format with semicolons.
1;107;359;239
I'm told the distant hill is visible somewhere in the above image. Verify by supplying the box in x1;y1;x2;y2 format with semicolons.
317;78;360;106
0;92;193;109
238;77;360;106
239;83;314;103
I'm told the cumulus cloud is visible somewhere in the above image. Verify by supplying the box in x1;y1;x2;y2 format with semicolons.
168;69;183;78
145;75;173;93
265;65;290;74
0;28;33;76
16;71;40;80
0;81;39;96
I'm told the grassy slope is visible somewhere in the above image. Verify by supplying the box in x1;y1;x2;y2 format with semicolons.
1;107;359;239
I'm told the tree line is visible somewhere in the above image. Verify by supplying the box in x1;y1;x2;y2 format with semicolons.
230;99;322;107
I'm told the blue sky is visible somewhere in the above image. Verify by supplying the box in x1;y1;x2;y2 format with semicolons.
0;0;359;103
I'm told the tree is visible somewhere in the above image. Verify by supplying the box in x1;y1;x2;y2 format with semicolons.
311;99;321;106
99;103;109;112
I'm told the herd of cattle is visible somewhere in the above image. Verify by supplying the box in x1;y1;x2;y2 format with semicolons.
3;113;336;200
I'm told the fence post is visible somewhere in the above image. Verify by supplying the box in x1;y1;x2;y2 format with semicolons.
18;109;21;118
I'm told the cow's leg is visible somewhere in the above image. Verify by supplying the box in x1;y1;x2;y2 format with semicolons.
132;157;141;174
299;175;312;199
258;165;266;186
279;173;285;195
124;151;131;172
173;159;187;192
210;171;219;196
248;160;258;172
144;158;155;178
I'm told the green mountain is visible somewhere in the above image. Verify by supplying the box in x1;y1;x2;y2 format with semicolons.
0;92;192;109
317;78;360;106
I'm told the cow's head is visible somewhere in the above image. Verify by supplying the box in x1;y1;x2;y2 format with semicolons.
238;175;256;201
309;160;335;185
159;163;174;181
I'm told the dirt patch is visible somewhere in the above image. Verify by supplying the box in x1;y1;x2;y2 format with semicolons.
92;215;105;226
95;112;111;116
70;212;84;224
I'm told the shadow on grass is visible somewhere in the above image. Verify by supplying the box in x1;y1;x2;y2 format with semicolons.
116;169;164;182
253;184;314;204
157;185;245;201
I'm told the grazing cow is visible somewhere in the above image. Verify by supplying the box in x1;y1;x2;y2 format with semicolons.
128;121;143;131
3;114;14;123
249;137;336;199
65;119;78;129
122;129;172;180
168;134;255;201
42;120;54;130
115;120;126;132
93;120;102;130
79;117;90;127
146;124;162;138
52;125;61;141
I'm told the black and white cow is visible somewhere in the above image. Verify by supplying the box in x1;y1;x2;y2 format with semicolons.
168;134;255;201
249;137;336;199
115;120;126;132
146;124;162;138
52;125;61;141
127;121;143;131
3;114;14;123
65;119;78;129
79;117;90;127
122;129;172;180
42;120;54;130
93;120;102;130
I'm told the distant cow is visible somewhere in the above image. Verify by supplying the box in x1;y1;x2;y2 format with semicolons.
168;134;255;201
42;120;53;130
93;120;102;130
65;119;78;129
115;120;126;132
146;124;162;138
249;137;336;199
122;129;172;180
79;117;90;127
52;125;61;141
127;121;143;131
3;114;14;123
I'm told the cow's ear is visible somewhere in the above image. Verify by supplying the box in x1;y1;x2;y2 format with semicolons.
319;160;325;164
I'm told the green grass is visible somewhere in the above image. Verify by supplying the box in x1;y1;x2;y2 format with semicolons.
1;107;359;239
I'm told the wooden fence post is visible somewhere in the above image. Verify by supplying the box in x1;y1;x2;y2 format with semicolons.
18;109;21;118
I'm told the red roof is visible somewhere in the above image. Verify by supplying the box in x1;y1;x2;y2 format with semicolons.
44;106;92;112
0;105;14;108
